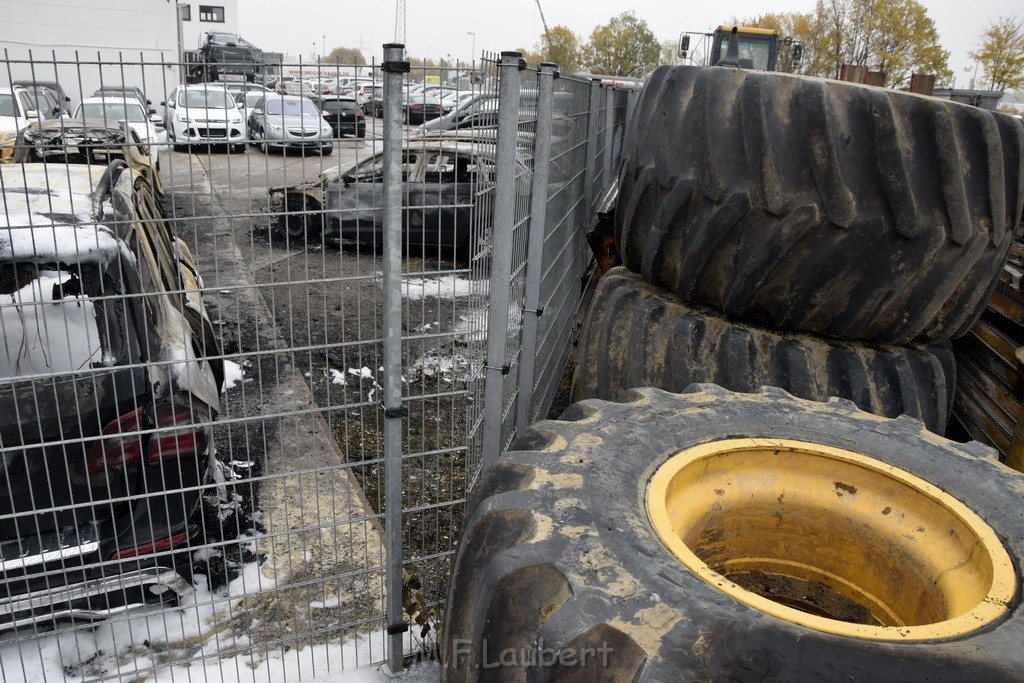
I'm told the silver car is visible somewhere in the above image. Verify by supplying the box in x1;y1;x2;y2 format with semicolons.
247;94;333;155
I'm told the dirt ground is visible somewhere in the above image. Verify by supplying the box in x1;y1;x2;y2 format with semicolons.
161;139;495;620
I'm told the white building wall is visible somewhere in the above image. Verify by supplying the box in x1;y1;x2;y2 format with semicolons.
179;0;239;51
0;0;237;106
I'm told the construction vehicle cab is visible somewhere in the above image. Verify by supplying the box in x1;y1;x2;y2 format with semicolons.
680;26;802;72
712;26;778;70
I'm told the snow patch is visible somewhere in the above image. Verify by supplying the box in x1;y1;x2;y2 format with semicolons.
397;274;482;301
222;359;244;391
406;349;475;385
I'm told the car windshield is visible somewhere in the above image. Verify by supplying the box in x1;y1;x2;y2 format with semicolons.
0;94;18;117
266;98;320;117
77;102;147;123
179;89;234;108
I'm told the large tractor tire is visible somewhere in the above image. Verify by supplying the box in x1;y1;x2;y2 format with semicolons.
572;268;955;433
616;65;1024;345
443;386;1024;681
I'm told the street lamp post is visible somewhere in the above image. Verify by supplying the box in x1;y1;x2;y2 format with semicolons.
467;31;476;71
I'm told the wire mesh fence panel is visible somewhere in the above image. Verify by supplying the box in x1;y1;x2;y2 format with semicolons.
0;47;637;681
525;74;594;424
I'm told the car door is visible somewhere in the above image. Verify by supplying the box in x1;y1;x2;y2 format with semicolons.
249;96;265;135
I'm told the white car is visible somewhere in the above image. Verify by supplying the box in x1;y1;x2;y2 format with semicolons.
0;86;53;134
73;97;161;166
163;84;247;151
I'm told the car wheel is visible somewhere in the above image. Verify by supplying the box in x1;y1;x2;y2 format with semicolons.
357;128;366;139
616;65;1024;345
573;268;955;433
444;386;1024;680
276;194;323;245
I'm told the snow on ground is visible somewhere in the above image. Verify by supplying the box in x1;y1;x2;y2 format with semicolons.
0;550;439;683
386;273;486;386
395;274;484;301
406;350;474;385
222;359;245;391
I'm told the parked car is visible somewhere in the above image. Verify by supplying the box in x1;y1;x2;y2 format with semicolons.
418;94;498;133
403;96;445;124
19;84;70;118
0;86;58;134
248;94;333;154
13;119;154;167
280;81;319;97
12;79;72;109
163;84;247;151
92;85;151;109
234;91;265;117
223;82;272;101
0;155;224;632
268;139;526;257
351;83;382;107
72;97;161;165
315;95;365;138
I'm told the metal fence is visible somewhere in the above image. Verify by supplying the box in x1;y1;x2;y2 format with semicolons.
0;45;634;680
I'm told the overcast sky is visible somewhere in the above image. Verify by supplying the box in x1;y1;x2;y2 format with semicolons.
238;0;1012;87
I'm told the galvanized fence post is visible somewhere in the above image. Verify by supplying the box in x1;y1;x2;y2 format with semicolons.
515;62;558;433
626;87;638;127
602;85;616;194
380;42;408;676
581;78;602;223
481;51;525;471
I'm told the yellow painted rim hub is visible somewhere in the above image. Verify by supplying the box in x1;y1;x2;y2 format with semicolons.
646;438;1017;640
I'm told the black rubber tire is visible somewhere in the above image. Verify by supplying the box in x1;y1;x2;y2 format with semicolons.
616;65;1024;345
443;386;1024;681
276;194;323;245
572;268;955;433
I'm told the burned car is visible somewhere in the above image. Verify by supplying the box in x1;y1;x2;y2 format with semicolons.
14;118;159;168
268;138;526;258
0;146;223;632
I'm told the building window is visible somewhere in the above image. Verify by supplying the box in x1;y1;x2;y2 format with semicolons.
199;5;224;22
179;5;191;21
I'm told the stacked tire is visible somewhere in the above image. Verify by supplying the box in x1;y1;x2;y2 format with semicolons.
572;65;1024;433
443;66;1024;681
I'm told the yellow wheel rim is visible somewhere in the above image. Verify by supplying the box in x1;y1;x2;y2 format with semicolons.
646;438;1017;640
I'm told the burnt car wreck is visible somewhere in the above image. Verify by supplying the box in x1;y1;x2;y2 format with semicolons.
0;144;223;632
268;138;513;259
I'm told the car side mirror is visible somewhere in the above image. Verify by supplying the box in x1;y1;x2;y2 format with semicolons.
146;98;152;105
25;110;39;119
149;107;157;115
164;100;174;108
